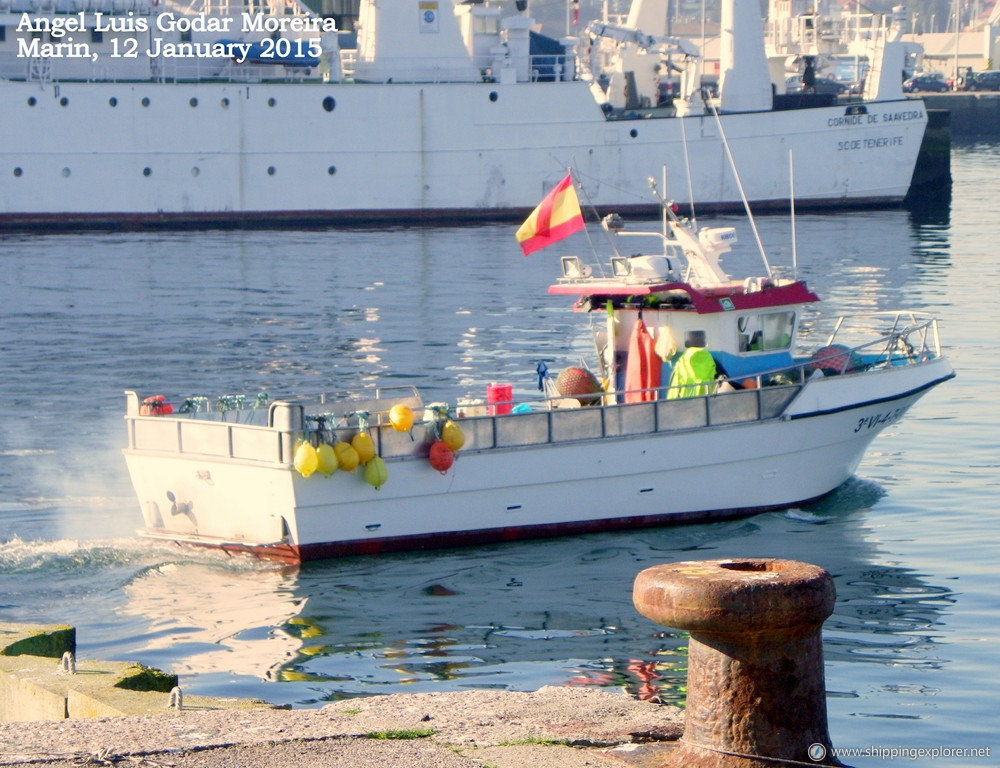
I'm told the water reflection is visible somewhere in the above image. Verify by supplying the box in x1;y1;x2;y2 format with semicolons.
103;479;953;711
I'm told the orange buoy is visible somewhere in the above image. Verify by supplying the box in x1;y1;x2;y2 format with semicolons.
389;404;414;432
428;440;454;474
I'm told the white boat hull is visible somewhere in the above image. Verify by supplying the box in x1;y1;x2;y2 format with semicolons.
1;79;927;228
122;356;953;563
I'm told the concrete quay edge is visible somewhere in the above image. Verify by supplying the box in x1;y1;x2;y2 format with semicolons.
0;623;683;768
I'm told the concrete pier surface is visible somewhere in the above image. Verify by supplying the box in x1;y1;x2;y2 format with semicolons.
0;686;684;768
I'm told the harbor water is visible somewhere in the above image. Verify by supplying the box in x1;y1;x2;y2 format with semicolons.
1;142;997;766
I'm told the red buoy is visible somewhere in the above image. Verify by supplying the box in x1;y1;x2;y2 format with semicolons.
428;440;454;474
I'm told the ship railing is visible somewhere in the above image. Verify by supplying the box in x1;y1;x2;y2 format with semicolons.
819;312;943;363
122;316;943;465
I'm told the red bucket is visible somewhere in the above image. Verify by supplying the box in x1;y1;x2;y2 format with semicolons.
486;383;513;415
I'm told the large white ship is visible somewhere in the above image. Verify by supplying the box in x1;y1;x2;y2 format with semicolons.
0;0;927;229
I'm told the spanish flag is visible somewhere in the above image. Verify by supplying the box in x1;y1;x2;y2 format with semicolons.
515;174;585;256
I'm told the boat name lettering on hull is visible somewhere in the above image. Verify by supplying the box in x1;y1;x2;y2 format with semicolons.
827;109;924;129
854;406;907;433
837;136;905;151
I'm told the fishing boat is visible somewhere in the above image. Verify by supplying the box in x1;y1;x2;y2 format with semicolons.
121;174;954;564
1;0;929;230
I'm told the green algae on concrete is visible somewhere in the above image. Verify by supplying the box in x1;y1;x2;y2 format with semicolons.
0;623;75;659
0;647;275;722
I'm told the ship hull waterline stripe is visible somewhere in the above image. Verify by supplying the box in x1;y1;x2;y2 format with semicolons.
0;195;908;233
145;494;833;565
786;371;955;421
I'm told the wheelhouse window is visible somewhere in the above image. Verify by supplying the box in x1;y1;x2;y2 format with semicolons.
738;311;795;352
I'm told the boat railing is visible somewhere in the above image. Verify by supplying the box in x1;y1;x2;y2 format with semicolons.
819;312;943;362
123;317;943;466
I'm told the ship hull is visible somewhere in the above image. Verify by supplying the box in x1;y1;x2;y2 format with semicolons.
2;79;927;229
122;358;953;564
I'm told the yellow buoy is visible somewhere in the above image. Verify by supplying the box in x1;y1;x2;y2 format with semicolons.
364;456;388;490
293;441;319;478
333;441;360;472
441;420;465;452
351;431;376;464
316;443;338;477
389;403;414;432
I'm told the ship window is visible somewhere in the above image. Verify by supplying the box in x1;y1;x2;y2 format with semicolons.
268;97;276;107
141;97;150;107
267;166;276;176
0;27;6;42
27;97;36;106
322;96;335;111
13;167;22;177
109;97;118;107
91;30;103;43
221;97;230;108
473;17;499;35
60;97;68;106
327;165;336;175
61;167;71;178
143;167;152;177
189;97;198;107
738;311;795;352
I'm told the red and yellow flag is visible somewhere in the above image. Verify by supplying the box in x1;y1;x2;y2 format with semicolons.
515;174;585;256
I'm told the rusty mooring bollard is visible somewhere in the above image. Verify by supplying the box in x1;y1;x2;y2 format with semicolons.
634;558;843;768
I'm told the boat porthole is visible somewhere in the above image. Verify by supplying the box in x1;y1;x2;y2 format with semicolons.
141;97;150;107
13;167;22;177
61;167;71;178
191;167;200;177
60;97;69;107
189;97;198;108
267;166;276;176
27;97;36;106
109;97;118;107
143;167;152;177
630;128;638;138
327;165;336;175
322;96;335;112
221;97;230;109
489;91;498;102
268;97;276;107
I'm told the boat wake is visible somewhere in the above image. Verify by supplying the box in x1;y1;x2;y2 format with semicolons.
0;536;275;575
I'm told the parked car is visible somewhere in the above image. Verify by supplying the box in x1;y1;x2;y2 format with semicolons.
966;71;1000;91
903;73;949;93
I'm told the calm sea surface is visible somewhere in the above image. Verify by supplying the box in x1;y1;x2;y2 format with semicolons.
1;143;997;766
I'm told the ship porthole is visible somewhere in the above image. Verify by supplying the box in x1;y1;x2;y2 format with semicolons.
141;97;151;107
322;96;335;112
327;165;336;175
60;97;69;107
109;97;118;107
191;166;200;177
13;167;22;177
221;97;230;109
267;166;276;176
189;97;198;108
268;97;276;107
27;97;36;106
629;128;638;138
61;167;71;178
489;91;498;102
143;167;152;177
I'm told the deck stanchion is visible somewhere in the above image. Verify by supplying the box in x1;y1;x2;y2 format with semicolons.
633;558;845;767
